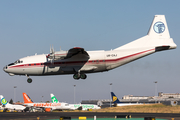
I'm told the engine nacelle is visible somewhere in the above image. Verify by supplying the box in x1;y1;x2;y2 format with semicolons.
47;51;67;60
45;108;52;112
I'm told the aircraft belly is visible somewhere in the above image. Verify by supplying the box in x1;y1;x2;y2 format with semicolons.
80;64;106;72
60;67;74;72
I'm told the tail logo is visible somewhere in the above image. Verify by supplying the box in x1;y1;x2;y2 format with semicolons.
1;98;7;105
154;22;165;33
113;96;117;102
51;96;58;103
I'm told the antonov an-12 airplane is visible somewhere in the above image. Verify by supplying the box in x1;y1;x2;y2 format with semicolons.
3;15;177;83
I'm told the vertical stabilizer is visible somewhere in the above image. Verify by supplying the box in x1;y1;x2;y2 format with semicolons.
22;93;33;103
148;15;170;38
0;95;8;105
115;15;176;50
111;92;121;104
50;93;59;103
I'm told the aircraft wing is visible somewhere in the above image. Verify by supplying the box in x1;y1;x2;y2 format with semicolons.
65;47;89;59
47;47;89;60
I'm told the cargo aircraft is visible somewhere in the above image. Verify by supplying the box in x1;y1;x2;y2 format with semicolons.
3;15;177;83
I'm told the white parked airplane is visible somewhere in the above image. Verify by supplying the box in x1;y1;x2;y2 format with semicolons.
111;92;142;107
0;95;27;112
3;15;176;83
50;93;101;110
22;93;71;112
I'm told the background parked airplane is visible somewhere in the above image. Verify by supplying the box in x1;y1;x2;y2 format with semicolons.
0;95;27;112
3;15;176;83
111;92;142;107
50;93;101;110
22;93;71;112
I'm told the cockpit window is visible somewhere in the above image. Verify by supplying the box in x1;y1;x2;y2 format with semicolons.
8;63;14;66
14;60;23;64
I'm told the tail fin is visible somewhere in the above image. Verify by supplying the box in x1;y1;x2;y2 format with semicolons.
115;15;177;50
111;92;121;104
22;93;33;103
148;15;170;38
50;93;59;103
0;95;8;105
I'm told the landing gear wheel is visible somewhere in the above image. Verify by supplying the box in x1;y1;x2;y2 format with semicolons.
27;78;32;83
80;73;87;79
73;74;80;80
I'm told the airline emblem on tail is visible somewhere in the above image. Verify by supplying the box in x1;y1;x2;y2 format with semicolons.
1;98;7;105
51;96;58;103
50;94;58;103
113;96;117;102
154;22;165;33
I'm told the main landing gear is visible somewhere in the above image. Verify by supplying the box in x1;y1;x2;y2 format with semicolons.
73;73;87;80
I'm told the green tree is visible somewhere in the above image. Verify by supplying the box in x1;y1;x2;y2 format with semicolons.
9;99;13;104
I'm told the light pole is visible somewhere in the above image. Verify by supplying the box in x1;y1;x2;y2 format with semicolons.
42;96;43;103
109;83;112;107
74;85;76;104
14;86;17;104
154;81;157;103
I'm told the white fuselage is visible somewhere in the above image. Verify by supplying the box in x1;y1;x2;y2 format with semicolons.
116;103;142;107
4;103;26;111
3;48;155;76
24;102;71;110
69;104;101;110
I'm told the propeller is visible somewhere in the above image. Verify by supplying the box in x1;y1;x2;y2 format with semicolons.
44;45;55;74
50;45;55;54
46;45;55;64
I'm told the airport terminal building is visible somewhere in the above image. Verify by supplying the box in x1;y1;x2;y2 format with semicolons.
81;92;180;107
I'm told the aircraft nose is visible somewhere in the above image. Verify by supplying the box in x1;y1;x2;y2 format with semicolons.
3;66;8;72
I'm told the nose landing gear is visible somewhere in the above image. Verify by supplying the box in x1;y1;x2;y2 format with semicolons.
26;75;32;83
27;78;32;83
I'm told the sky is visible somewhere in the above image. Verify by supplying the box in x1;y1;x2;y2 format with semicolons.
0;0;180;104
